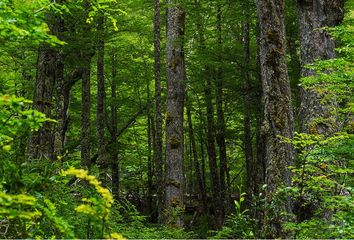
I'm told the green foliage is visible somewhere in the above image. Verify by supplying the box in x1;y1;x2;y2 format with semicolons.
0;95;50;149
212;189;254;239
279;4;354;237
0;0;64;46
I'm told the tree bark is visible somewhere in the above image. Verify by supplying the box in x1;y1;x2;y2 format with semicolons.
30;12;64;160
165;1;185;227
154;0;164;222
256;0;295;237
297;0;344;135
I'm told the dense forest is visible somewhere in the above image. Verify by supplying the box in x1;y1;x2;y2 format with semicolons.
0;0;353;238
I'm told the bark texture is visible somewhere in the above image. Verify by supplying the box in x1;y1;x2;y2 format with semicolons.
30;13;64;160
256;0;295;237
298;0;344;134
165;2;185;227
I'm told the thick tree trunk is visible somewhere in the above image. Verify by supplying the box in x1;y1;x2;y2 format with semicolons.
154;0;164;222
297;0;344;135
256;0;295;237
96;15;107;183
30;13;64;160
165;1;185;227
29;46;56;159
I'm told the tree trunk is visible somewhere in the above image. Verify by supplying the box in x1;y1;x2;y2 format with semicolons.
215;2;228;219
52;11;65;158
242;21;255;199
154;0;164;222
110;52;119;199
96;15;107;183
30;12;64;160
256;0;295;237
80;0;93;169
146;56;154;219
186;93;207;211
297;0;344;135
204;72;222;228
194;0;222;228
165;1;185;227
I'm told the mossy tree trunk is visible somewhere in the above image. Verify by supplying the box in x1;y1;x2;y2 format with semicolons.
164;0;185;227
256;0;295;237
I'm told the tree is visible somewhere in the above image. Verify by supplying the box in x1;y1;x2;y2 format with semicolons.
298;0;344;134
96;14;107;183
80;0;94;168
29;10;65;160
154;0;164;222
256;0;295;237
215;2;228;219
164;0;185;227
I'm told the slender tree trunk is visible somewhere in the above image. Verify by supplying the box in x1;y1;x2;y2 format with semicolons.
146;57;154;218
53;14;65;158
204;73;222;228
186;93;207;211
154;0;164;222
254;43;266;226
242;21;255;199
194;0;222;228
256;0;295;237
297;0;344;135
147;113;154;217
215;2;228;219
96;15;107;183
254;21;266;199
198;134;207;206
81;0;93;169
111;52;119;199
165;1;185;227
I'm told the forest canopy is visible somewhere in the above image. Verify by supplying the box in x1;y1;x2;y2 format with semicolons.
0;0;353;239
